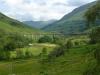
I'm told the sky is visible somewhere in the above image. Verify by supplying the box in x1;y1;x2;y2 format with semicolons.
0;0;96;21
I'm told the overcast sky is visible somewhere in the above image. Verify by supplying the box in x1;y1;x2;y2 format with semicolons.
0;0;96;21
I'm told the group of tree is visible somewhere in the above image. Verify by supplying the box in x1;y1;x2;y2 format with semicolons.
48;39;72;61
84;0;100;75
0;31;32;60
16;49;33;59
38;36;53;43
38;35;65;45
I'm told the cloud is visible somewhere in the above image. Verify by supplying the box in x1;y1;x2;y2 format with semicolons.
67;0;96;6
0;0;96;21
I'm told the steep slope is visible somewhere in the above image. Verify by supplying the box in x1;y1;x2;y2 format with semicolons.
23;20;56;29
0;12;41;34
42;2;96;34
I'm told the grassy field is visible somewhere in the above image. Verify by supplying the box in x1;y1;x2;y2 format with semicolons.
10;43;57;58
0;44;97;75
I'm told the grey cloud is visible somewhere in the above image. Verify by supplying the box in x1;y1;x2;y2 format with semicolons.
0;0;96;21
67;0;86;6
67;0;95;6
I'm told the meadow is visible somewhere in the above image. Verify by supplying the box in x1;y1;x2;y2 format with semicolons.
0;35;93;75
0;44;97;75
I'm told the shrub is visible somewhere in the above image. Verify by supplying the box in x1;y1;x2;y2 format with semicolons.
0;50;10;60
25;50;32;58
48;46;65;59
94;44;100;63
0;50;5;60
74;41;79;46
16;49;24;59
40;48;48;63
66;39;73;49
52;36;64;45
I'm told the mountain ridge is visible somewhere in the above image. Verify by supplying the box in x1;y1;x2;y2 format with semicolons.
42;1;97;34
23;20;56;29
0;12;41;34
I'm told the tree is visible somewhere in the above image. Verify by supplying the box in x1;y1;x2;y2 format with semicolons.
16;49;24;59
39;48;48;75
89;27;100;44
0;50;10;60
40;48;48;63
66;39;73;49
0;50;5;60
84;1;100;75
94;44;100;63
85;0;100;28
48;46;65;59
85;0;100;44
52;36;65;45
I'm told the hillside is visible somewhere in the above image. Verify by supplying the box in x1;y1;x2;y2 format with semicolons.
0;12;41;34
23;20;56;29
42;2;96;34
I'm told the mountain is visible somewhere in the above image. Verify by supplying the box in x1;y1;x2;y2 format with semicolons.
0;12;41;34
23;20;56;29
42;1;97;34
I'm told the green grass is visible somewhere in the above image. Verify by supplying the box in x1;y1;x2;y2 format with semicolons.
42;45;96;75
21;43;56;55
0;21;40;34
0;45;97;75
0;60;41;75
11;43;57;58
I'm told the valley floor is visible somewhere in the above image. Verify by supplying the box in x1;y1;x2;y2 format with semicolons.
0;45;97;75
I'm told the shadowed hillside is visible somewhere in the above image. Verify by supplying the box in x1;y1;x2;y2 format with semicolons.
42;2;97;34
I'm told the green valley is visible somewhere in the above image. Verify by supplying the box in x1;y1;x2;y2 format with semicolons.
0;0;100;75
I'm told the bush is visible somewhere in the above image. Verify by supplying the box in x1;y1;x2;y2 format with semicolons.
25;50;32;58
40;48;48;63
52;36;65;45
16;49;24;59
48;40;73;60
66;39;73;49
0;50;5;60
0;50;10;60
48;46;65;59
94;44;100;63
74;41;79;46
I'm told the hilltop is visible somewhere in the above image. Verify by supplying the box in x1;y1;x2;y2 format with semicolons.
23;20;56;29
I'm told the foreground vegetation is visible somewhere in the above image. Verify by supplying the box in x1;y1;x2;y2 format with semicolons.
0;44;98;75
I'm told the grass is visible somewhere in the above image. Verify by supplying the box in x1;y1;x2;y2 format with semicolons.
0;21;40;34
0;44;97;75
11;43;57;58
42;45;96;75
20;43;57;55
